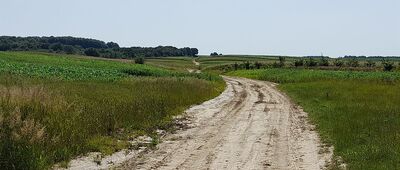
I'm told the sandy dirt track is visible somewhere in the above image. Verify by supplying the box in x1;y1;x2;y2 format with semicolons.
119;76;332;170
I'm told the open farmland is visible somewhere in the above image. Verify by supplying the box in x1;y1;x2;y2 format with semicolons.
197;55;289;72
2;51;400;169
0;52;224;169
228;68;400;169
0;52;221;81
2;0;399;168
145;57;198;72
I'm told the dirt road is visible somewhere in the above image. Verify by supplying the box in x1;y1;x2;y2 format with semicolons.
120;76;331;170
192;58;200;66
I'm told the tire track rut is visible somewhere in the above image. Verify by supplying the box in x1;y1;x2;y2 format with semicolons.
119;76;332;170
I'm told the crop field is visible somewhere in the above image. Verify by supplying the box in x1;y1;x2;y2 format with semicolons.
0;52;222;81
145;57;198;72
0;52;224;169
228;68;400;169
197;55;287;71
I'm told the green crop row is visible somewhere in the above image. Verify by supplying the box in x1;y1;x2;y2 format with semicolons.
0;52;221;81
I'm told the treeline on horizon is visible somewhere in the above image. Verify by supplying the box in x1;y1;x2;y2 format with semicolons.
341;55;400;60
0;36;199;58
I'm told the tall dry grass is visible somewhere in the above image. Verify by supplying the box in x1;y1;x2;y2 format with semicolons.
0;75;224;169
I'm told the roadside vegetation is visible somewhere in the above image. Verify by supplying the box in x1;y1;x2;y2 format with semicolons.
0;52;224;169
228;68;400;169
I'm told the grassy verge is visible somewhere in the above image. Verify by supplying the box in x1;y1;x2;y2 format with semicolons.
0;52;225;169
228;68;400;169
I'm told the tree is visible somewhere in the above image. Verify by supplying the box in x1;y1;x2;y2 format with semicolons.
84;48;100;57
49;43;63;51
63;45;75;54
278;56;286;67
190;48;199;57
0;36;200;58
210;52;219;56
106;42;120;48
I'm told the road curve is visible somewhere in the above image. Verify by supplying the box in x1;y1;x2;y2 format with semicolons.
120;76;332;170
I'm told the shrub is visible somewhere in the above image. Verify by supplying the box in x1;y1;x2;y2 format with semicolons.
244;61;250;70
333;59;344;67
233;62;239;70
305;58;318;67
347;58;359;67
254;61;262;69
365;60;376;67
279;57;286;67
84;48;100;57
382;60;395;72
135;57;145;64
271;62;280;68
319;58;329;66
294;59;304;67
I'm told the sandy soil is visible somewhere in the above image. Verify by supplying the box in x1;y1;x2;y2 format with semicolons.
119;76;332;170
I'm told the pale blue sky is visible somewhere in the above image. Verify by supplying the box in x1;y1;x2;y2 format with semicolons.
1;0;399;57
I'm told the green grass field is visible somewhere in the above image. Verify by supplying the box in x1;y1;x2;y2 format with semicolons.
228;68;400;169
0;52;224;169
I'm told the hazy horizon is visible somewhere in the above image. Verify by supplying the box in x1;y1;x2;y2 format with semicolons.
1;0;399;57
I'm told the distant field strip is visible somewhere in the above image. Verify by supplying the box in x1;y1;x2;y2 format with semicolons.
229;68;400;83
